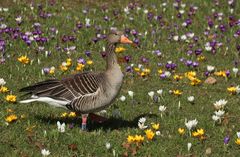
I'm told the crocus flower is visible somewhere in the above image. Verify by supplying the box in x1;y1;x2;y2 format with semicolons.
187;96;195;103
41;149;50;156
187;143;192;151
224;136;230;145
185;119;198;131
105;142;111;150
128;91;134;99
5;95;17;103
5;114;18;123
148;91;154;100
57;121;66;133
0;78;6;86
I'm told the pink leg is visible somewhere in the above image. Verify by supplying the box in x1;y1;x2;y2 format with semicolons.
81;114;88;130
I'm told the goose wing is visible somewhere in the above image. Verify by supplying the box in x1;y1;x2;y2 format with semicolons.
20;72;102;102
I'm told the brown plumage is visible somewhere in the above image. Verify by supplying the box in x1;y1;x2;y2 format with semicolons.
19;30;133;130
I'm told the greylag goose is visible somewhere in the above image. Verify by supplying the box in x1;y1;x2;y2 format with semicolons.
20;31;133;130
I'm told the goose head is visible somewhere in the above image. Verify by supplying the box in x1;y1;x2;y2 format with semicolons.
107;30;133;45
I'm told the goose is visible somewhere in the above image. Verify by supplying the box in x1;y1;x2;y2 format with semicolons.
19;30;133;130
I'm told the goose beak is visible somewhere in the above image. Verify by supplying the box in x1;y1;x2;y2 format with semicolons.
120;35;133;44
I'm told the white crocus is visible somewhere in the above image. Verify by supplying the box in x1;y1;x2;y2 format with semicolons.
0;78;6;86
213;99;227;110
128;91;134;99
236;86;240;94
41;149;50;156
138;117;146;124
212;115;220;122
105;142;111;150
157;89;163;95
187;96;195;103
159;105;166;112
119;95;126;102
138;117;147;130
85;18;90;26
185;119;198;131
159;105;166;117
232;67;238;77
173;35;179;41
187;143;192;152
214;110;225;117
156;131;161;136
138;122;148;130
205;42;212;51
207;65;215;72
57;121;66;133
165;71;171;78
15;16;22;23
237;132;240;138
181;35;187;40
124;7;129;14
148;91;154;100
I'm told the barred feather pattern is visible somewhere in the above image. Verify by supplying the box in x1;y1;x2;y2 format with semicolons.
20;42;123;114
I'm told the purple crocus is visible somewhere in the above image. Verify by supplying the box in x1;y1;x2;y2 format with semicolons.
124;55;131;63
185;60;193;67
126;66;133;73
160;73;166;79
195;48;202;56
77;57;86;64
225;70;230;77
224;136;230;145
192;61;199;68
85;51;91;57
42;67;50;74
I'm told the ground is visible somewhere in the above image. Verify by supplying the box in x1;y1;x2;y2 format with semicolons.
0;0;240;156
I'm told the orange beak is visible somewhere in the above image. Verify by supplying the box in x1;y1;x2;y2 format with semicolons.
120;35;133;44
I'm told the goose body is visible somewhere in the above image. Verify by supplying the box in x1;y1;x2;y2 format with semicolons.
20;31;132;129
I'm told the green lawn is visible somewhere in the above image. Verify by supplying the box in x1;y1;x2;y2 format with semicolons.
0;0;240;156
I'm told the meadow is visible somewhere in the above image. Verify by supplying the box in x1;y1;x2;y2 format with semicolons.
0;0;240;156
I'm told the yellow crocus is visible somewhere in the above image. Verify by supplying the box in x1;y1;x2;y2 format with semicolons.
5;95;17;103
5;114;18;123
178;128;185;135
145;129;155;140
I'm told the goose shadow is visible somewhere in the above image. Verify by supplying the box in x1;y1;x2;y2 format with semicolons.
34;113;158;131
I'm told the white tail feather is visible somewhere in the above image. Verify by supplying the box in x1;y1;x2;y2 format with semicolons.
20;96;70;109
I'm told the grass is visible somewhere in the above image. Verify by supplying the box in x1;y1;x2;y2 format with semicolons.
0;0;240;156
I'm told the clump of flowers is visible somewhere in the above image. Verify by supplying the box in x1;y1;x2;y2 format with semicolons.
76;63;85;71
18;55;30;64
138;117;147;130
42;66;55;75
5;114;18;123
185;119;198;135
214;70;229;78
60;58;72;72
173;74;183;81
134;64;151;77
5;94;17;103
235;132;240;145
145;129;155;140
227;85;240;95
172;89;182;96
185;71;201;86
192;128;206;140
212;99;227;124
127;135;144;143
60;112;77;118
0;86;9;93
